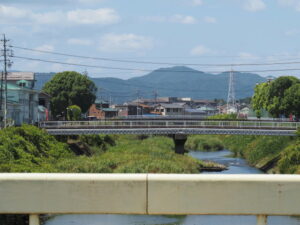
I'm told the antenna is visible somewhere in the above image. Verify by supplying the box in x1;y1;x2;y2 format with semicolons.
226;69;236;113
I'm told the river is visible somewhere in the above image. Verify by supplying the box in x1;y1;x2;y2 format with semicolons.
45;150;300;225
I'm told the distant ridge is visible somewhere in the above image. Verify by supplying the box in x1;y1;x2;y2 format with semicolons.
34;66;266;103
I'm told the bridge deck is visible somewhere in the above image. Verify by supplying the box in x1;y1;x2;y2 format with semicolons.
40;120;299;136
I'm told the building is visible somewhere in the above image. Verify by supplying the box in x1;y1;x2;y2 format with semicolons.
1;83;39;125
193;99;217;108
154;103;185;116
197;106;219;116
88;101;118;119
7;72;35;89
0;72;52;125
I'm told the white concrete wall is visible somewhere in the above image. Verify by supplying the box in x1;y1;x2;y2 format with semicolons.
0;174;300;216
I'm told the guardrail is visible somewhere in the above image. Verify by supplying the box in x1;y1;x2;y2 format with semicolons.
1;174;300;225
40;120;300;130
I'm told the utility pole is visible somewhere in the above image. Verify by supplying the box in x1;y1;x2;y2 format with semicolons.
226;69;236;114
153;90;158;104
1;34;13;128
136;90;140;116
0;71;3;117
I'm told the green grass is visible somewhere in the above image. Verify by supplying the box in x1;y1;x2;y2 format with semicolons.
55;135;206;173
218;134;299;173
0;126;216;174
186;135;224;152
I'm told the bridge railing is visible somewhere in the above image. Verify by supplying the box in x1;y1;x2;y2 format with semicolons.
39;120;300;130
0;174;300;225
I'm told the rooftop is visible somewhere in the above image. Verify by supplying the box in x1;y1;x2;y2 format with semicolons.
7;72;35;81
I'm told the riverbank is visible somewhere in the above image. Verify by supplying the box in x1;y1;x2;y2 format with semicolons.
186;134;300;174
0;125;227;225
220;135;300;174
0;125;225;173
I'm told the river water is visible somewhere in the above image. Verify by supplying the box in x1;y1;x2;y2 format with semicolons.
45;150;300;225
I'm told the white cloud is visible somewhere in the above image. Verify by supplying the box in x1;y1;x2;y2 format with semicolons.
203;16;217;23
277;0;300;11
98;33;153;53
67;38;93;46
0;5;120;26
171;14;197;24
190;45;213;55
67;8;120;25
285;29;300;36
238;52;259;61
31;11;64;24
35;44;54;52
192;0;203;6
277;0;295;6
145;15;197;24
244;0;266;12
77;0;106;3
0;5;28;19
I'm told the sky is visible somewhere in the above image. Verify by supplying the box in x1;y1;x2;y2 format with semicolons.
1;0;300;79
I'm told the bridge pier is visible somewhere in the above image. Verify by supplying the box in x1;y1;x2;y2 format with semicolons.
173;134;187;154
29;214;40;225
256;215;268;225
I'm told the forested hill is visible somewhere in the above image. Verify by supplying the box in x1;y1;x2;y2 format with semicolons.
35;66;267;103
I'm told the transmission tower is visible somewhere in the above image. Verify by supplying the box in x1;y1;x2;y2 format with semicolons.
226;69;236;113
1;34;13;128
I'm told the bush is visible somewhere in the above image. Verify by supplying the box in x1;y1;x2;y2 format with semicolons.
0;125;71;172
186;135;224;151
278;143;300;174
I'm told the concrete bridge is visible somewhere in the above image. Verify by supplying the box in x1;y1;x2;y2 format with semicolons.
1;173;300;225
40;120;299;154
40;120;299;136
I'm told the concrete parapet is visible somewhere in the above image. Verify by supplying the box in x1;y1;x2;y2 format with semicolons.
0;174;299;218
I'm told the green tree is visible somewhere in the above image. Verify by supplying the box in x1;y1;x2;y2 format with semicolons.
283;83;300;118
252;76;300;118
252;82;270;114
42;71;97;118
67;105;82;121
267;76;299;117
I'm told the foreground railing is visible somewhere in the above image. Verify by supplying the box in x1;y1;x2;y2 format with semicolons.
40;120;300;130
1;174;300;225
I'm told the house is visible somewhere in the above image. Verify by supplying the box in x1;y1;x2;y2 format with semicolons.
193;99;217;108
7;72;35;89
154;103;185;116
0;83;39;125
184;108;207;116
123;102;153;116
198;106;219;116
88;101;118;119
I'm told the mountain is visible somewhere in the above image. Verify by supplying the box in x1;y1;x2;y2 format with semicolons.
34;66;267;104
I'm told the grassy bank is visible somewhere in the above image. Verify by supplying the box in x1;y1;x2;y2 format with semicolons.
0;125;223;174
186;135;224;152
55;135;223;173
219;135;299;174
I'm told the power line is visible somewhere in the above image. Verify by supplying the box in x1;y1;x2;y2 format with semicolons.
11;45;300;67
13;55;300;73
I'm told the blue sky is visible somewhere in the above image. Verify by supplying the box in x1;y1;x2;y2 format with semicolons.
1;0;300;79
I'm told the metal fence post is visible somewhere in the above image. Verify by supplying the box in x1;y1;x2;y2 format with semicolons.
29;214;40;225
256;215;267;225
